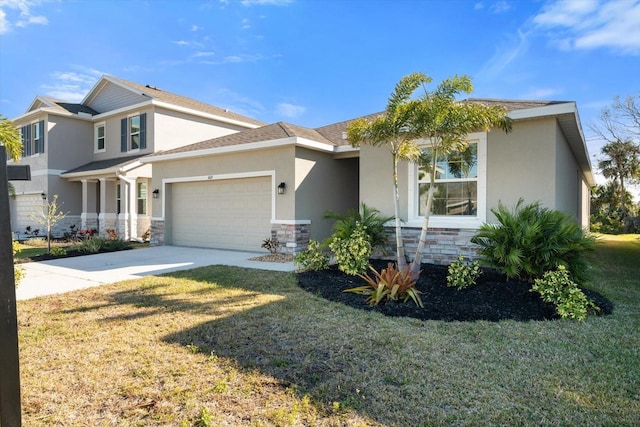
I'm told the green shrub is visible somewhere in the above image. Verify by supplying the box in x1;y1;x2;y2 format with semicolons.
294;240;329;271
531;266;599;321
13;241;24;286
49;246;66;257
324;203;393;250
447;255;482;290
345;262;423;307
328;222;372;275
72;237;105;253
102;239;131;252
471;199;595;284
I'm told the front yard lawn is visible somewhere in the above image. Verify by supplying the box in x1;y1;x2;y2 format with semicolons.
17;235;639;426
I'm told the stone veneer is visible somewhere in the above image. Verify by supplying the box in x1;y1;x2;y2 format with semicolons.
150;219;165;246
272;223;310;254
373;227;480;265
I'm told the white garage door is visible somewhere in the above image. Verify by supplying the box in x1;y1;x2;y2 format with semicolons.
171;177;272;251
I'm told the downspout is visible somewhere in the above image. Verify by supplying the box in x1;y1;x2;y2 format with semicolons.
116;168;137;241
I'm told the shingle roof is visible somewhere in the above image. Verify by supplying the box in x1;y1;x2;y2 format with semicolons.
463;98;569;111
106;76;266;127
151;122;335;157
314;112;383;146
62;155;144;175
36;96;99;116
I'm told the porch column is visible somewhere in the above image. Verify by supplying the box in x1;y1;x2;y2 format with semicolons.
80;179;98;231
98;178;118;237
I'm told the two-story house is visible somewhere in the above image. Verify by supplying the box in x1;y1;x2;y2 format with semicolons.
8;75;264;240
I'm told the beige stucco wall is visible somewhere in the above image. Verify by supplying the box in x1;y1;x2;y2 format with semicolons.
486;118;557;221
294;147;359;241
92;107;155;161
359;143;411;220
153;107;249;152
554;120;581;220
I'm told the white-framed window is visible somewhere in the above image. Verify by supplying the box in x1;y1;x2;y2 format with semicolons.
137;182;147;215
120;113;146;152
95;123;105;152
408;132;487;228
130;116;140;150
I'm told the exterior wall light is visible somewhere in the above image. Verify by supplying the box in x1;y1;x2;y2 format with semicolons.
41;192;47;200
152;189;160;199
277;182;286;195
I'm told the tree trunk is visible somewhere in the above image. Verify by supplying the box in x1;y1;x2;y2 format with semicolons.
393;153;407;270
410;150;437;280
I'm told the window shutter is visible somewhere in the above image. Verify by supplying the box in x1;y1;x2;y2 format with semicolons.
25;125;32;156
121;118;127;152
38;120;45;153
139;113;147;149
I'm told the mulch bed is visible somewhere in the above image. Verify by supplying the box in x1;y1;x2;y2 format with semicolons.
297;259;613;322
16;247;133;263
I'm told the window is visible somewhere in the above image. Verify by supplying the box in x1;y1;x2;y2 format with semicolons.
137;182;147;215
95;123;105;152
20;120;45;156
121;113;146;152
130;116;140;150
418;143;478;216
408;133;487;228
116;184;121;214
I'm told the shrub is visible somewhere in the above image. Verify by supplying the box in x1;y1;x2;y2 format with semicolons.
323;203;393;250
72;237;105;254
447;255;482;290
345;262;423;307
328;222;372;275
471;199;596;284
294;240;329;271
13;241;24;286
105;228;118;240
49;246;66;257
261;237;280;254
102;239;132;252
531;266;599;321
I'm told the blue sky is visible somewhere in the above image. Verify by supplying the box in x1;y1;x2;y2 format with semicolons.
1;0;639;179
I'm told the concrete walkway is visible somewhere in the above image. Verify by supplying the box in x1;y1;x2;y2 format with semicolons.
16;246;296;300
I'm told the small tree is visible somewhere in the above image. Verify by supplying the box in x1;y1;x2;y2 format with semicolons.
346;72;430;270
30;194;68;253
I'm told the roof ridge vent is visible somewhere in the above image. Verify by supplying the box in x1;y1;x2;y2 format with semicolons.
145;84;161;91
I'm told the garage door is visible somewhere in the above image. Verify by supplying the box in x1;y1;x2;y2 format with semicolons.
171;177;272;251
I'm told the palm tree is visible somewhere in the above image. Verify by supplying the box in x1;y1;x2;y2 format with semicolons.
408;76;512;279
346;72;430;270
598;139;640;221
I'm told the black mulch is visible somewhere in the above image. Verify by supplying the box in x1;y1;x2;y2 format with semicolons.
296;259;613;322
17;247;133;263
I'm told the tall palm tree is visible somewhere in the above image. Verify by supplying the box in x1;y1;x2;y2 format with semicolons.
598;139;640;221
346;72;430;270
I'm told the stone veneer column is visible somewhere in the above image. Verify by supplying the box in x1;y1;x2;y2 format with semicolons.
270;221;310;254
150;219;165;246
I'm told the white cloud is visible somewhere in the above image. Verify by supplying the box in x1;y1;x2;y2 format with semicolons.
276;102;305;118
241;18;251;29
519;87;563;100
474;2;484;10
173;40;190;46
0;0;49;33
489;1;511;14
192;51;215;58
41;69;101;102
478;29;530;77
191;25;202;31
241;0;293;6
533;0;640;55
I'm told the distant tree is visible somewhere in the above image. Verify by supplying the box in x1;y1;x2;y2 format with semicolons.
29;195;68;253
597;140;640;222
590;182;636;234
590;95;640;224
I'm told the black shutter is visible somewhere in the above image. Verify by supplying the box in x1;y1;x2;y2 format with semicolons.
38;120;45;153
139;113;147;149
25;125;32;156
121;118;127;152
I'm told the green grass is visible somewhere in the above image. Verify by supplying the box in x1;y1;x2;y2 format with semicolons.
17;235;640;426
14;242;49;259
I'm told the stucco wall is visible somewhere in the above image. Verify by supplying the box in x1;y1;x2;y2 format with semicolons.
153;107;249;152
554;120;580;219
486;117;557;220
294;147;359;241
91;107;155;161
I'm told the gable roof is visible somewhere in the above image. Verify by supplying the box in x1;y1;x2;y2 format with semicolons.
145;122;336;162
83;75;265;127
24;96;99;116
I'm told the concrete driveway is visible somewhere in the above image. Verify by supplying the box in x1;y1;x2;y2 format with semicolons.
16;246;296;300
